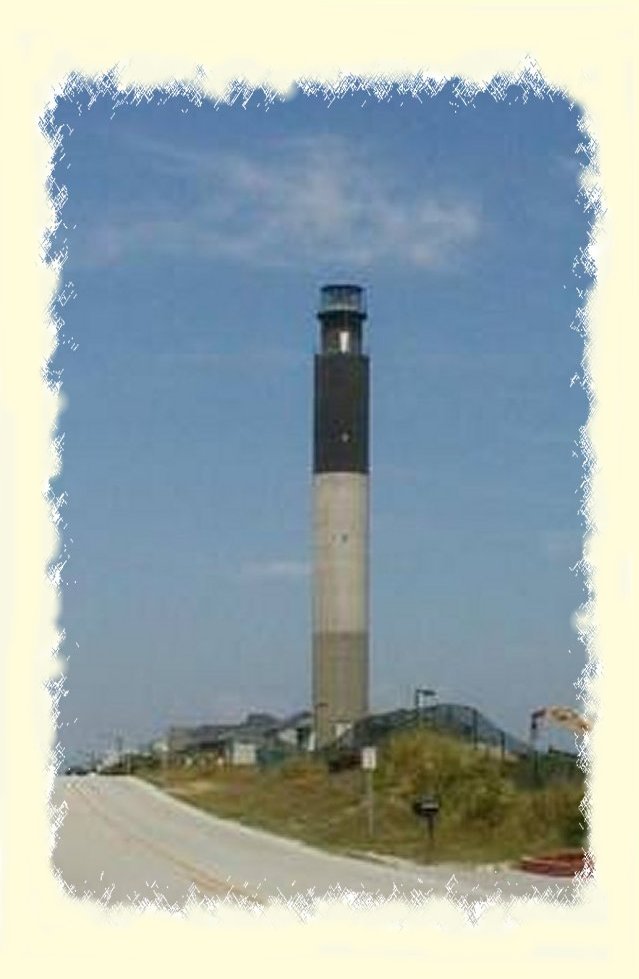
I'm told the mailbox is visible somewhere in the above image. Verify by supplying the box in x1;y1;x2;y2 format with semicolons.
411;795;440;844
412;796;439;818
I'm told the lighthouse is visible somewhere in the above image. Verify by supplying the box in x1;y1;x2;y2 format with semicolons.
312;284;370;748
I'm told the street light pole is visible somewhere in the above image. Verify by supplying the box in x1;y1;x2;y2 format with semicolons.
414;687;437;726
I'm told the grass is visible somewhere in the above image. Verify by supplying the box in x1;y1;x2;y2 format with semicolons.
136;729;586;867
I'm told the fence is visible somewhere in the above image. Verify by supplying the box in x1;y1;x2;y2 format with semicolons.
327;703;584;789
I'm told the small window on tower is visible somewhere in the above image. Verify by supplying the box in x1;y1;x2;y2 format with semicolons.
339;331;350;353
340;431;350;443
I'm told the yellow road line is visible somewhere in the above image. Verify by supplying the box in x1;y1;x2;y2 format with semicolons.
67;780;266;907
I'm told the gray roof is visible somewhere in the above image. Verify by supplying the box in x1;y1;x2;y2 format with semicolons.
273;710;313;732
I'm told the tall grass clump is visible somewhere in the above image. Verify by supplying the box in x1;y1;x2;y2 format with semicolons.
378;728;585;854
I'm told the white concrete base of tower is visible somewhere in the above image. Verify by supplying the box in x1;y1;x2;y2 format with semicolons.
312;472;369;747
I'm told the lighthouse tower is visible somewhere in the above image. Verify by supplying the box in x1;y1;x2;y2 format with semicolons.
312;284;370;748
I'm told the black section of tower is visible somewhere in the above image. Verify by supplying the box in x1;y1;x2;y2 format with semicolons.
313;285;369;475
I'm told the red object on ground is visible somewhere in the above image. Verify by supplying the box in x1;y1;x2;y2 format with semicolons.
518;850;593;877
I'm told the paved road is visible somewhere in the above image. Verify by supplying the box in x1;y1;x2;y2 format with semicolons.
52;775;577;911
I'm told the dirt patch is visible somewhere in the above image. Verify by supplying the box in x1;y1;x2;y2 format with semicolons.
169;778;218;796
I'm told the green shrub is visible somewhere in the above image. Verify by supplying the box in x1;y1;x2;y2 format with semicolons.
561;808;586;847
454;771;517;828
506;782;586;848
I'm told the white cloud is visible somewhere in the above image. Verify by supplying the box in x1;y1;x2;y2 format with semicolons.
79;133;481;271
241;560;310;580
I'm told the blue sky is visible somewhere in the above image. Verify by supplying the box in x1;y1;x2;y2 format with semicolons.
50;83;590;760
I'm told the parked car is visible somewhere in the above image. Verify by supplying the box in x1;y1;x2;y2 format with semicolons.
64;765;89;776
